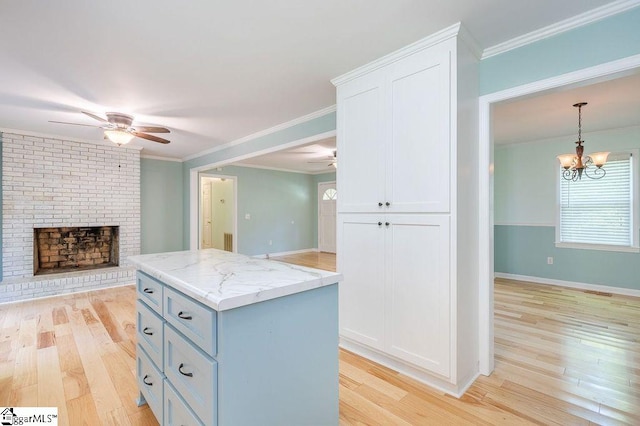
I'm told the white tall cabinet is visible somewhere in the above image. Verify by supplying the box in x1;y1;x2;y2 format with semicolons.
333;23;480;396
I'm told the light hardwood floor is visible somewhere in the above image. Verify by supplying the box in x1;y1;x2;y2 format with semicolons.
1;254;638;425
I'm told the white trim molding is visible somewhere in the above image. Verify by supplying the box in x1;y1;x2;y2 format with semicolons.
495;272;640;298
182;105;337;162
140;154;183;162
482;0;640;59
494;222;555;227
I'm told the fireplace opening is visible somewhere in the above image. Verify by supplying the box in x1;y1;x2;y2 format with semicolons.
33;226;119;275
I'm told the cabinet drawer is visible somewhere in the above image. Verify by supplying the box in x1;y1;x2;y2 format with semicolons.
164;286;217;356
164;324;217;426
137;345;164;424
137;299;164;369
164;380;205;426
137;271;164;315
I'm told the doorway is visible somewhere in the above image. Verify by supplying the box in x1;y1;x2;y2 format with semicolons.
318;181;337;253
199;174;237;252
478;56;640;375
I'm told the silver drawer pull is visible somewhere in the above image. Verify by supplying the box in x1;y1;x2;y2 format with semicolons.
143;375;153;386
177;311;192;320
178;363;193;377
143;288;154;294
142;327;153;336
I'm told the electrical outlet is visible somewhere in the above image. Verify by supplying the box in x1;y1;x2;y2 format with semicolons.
245;213;251;220
269;240;272;246
547;257;553;265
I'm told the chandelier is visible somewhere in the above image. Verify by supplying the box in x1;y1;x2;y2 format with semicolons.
556;102;609;181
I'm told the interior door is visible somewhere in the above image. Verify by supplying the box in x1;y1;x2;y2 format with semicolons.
201;181;213;249
318;182;337;253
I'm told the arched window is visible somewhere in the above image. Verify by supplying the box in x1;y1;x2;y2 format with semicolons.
322;188;337;200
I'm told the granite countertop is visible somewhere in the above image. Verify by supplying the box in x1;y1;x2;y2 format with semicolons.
128;249;342;311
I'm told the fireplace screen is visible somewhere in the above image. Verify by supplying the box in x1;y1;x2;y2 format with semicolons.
33;226;119;275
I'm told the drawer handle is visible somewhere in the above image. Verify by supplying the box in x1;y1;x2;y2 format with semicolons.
143;288;154;294
178;363;193;377
177;311;192;320
378;202;383;207
143;375;153;386
142;327;153;336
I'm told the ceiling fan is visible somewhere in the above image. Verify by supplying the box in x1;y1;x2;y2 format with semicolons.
49;111;170;145
308;150;337;168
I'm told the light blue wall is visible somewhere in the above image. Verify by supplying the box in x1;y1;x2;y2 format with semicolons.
494;126;640;290
182;112;336;248
140;158;184;254
200;166;333;256
480;7;640;95
0;133;3;281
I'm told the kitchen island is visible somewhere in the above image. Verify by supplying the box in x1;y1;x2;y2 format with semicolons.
129;249;342;426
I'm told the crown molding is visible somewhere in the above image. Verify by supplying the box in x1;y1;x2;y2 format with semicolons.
331;22;462;86
232;162;322;175
457;24;483;60
140;154;183;162
0;127;143;151
182;105;337;162
481;0;640;59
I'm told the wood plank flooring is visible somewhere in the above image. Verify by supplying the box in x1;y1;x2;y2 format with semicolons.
0;254;638;425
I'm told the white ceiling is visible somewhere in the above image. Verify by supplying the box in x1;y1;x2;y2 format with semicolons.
237;137;337;174
0;0;619;160
493;72;640;145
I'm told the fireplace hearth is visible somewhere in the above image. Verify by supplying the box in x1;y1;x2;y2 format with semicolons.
34;226;119;275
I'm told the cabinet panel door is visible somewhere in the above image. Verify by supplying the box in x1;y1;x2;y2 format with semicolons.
386;47;451;213
338;214;385;350
337;71;386;213
385;215;450;377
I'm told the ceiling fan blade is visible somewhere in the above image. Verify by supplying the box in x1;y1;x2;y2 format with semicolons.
81;111;108;123
134;126;170;133
49;120;103;128
132;131;170;144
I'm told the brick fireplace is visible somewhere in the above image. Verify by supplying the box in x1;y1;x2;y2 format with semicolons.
34;226;120;275
1;132;141;302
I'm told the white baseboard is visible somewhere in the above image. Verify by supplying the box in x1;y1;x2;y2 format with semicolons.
339;338;476;398
495;272;640;298
253;248;319;259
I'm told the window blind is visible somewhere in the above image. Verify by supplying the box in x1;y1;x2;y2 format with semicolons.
559;155;632;246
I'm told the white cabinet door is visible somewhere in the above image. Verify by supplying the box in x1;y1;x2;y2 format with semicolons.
337;70;386;213
384;215;450;377
338;214;385;350
386;47;451;213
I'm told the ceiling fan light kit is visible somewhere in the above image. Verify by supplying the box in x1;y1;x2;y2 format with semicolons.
556;102;609;181
49;111;171;145
104;129;135;145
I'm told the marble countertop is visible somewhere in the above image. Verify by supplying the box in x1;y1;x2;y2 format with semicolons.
128;249;342;311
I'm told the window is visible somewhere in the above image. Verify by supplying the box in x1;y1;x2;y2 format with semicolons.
557;151;639;252
322;188;337;200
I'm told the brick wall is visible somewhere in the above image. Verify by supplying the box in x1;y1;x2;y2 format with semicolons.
1;132;140;301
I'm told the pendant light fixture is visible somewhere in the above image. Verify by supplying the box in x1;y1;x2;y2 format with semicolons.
557;102;609;181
